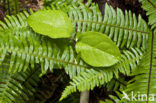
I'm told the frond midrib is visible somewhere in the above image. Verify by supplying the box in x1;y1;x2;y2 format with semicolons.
115;55;142;69
61;49;144;99
60;69;106;100
73;20;150;34
76;54;143;87
0;62;40;103
147;31;155;102
0;47;88;70
21;68;39;85
0;45;143;74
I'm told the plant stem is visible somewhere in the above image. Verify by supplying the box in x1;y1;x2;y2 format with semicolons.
80;90;90;103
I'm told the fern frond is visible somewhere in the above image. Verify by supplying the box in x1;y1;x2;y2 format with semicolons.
0;10;33;32
48;3;150;50
59;93;80;103
106;95;122;103
139;0;156;29
126;30;156;102
0;10;87;78
1;3;150;50
0;31;88;78
0;60;41;103
45;0;92;7
60;48;144;100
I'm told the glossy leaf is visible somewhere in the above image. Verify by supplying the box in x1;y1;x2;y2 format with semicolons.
27;10;73;38
76;31;121;67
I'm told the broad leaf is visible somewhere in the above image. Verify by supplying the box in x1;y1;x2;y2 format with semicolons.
27;10;73;38
76;31;121;67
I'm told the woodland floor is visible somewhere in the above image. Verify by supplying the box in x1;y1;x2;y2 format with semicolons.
0;0;147;103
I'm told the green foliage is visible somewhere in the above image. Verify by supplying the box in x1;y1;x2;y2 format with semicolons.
76;31;121;67
0;10;86;78
44;0;92;7
0;30;88;78
122;1;156;102
126;30;156;102
0;0;155;102
58;93;80;103
0;0;21;15
100;91;129;103
60;48;144;100
0;60;41;103
27;10;73;38
47;3;150;50
0;10;32;34
139;0;156;29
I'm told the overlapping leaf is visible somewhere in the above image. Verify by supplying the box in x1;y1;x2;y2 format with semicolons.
27;10;73;38
76;31;121;67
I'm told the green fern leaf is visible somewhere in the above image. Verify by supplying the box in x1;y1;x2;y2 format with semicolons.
0;10;35;39
0;31;88;78
46;0;92;7
60;48;144;100
126;30;156;102
0;11;82;78
0;60;41;103
139;0;156;29
48;3;150;50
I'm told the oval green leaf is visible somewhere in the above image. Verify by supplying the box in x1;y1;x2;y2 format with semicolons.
76;31;121;67
27;10;73;38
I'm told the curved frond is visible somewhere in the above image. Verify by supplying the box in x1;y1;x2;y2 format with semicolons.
60;48;144;100
126;30;156;102
139;0;156;29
